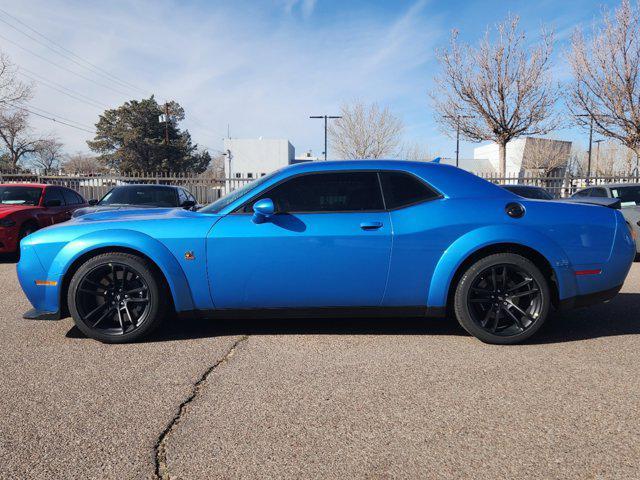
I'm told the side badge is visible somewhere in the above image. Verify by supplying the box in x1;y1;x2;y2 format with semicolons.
184;251;195;261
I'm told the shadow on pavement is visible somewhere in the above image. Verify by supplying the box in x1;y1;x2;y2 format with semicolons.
532;292;640;344
65;293;640;344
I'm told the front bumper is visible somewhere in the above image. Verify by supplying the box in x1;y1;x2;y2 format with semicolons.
17;243;63;316
0;227;19;253
23;308;61;320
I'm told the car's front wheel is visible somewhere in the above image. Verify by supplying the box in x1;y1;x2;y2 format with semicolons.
453;253;550;345
68;252;166;343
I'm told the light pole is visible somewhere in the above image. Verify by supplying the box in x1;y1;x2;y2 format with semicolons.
310;115;341;161
593;139;604;176
444;114;473;167
577;114;596;183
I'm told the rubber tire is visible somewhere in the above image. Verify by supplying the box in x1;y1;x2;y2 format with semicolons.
67;252;167;343
18;222;38;241
453;253;551;345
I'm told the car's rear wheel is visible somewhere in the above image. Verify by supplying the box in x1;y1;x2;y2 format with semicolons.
68;252;166;343
453;253;550;345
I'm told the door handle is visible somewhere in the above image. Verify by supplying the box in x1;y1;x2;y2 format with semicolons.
360;221;383;230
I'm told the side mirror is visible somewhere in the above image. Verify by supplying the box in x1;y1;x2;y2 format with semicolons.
88;199;99;206
252;198;275;223
44;199;62;207
181;200;196;209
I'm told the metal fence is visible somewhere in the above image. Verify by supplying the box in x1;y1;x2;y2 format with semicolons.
0;172;253;204
1;170;639;203
477;171;640;198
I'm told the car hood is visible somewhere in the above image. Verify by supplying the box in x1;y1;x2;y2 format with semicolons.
73;205;176;217
0;204;39;218
72;207;184;223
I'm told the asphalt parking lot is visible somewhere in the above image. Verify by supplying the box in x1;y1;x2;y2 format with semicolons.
1;259;640;480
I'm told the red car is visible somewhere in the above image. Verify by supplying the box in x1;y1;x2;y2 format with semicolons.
0;183;87;253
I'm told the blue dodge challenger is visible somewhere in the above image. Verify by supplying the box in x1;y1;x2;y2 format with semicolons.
17;160;635;344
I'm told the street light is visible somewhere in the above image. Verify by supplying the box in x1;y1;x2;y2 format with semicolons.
310;115;342;161
593;139;604;176
444;114;474;167
577;114;600;183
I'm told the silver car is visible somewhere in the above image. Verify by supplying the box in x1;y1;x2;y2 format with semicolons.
572;183;640;253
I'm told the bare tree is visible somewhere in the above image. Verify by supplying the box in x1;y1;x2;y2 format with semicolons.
31;138;64;173
62;152;107;174
200;151;226;179
592;141;636;175
328;101;404;159
432;15;560;176
567;0;640;171
521;138;572;176
397;142;435;161
0;109;41;169
0;50;32;108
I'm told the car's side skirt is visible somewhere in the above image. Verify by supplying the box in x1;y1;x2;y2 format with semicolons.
178;306;447;321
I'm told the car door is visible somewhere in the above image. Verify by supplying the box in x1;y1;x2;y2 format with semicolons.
207;171;392;309
41;187;70;225
61;188;85;216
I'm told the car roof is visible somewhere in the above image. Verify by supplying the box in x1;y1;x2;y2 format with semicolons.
0;183;47;188
112;184;181;189
216;159;513;215
590;183;640;188
285;159;442;173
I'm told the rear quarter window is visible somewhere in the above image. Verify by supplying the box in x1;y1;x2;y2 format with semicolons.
379;171;440;209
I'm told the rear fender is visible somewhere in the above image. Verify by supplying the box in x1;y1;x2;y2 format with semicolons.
427;225;577;308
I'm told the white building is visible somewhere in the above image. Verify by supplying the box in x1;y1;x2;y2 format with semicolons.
472;137;572;176
295;150;321;162
222;138;299;180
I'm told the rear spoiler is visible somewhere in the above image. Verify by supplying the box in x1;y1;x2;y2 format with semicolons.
559;197;621;209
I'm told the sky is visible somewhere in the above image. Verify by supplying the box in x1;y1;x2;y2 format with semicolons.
0;0;622;160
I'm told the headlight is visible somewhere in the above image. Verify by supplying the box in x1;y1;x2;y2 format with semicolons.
0;219;16;227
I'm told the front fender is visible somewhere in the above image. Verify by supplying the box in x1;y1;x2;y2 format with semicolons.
44;229;195;314
426;225;577;308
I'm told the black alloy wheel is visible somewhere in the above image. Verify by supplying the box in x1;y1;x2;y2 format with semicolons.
454;253;550;344
68;252;166;343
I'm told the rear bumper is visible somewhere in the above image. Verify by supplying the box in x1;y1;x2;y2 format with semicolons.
558;284;622;311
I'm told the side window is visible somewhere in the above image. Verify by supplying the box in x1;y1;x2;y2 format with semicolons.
574;189;591;198
62;188;80;205
590;188;608;198
186;190;196;203
43;187;65;206
379;171;440;209
243;172;384;213
75;191;86;204
177;188;188;205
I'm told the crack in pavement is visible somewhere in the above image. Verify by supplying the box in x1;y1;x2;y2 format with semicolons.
154;335;249;480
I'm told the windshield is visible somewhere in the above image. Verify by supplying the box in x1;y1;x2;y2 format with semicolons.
200;170;281;214
610;186;640;207
98;186;178;207
0;186;42;206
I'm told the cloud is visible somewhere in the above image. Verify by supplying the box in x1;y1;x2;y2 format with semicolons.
280;0;317;18
0;0;443;157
